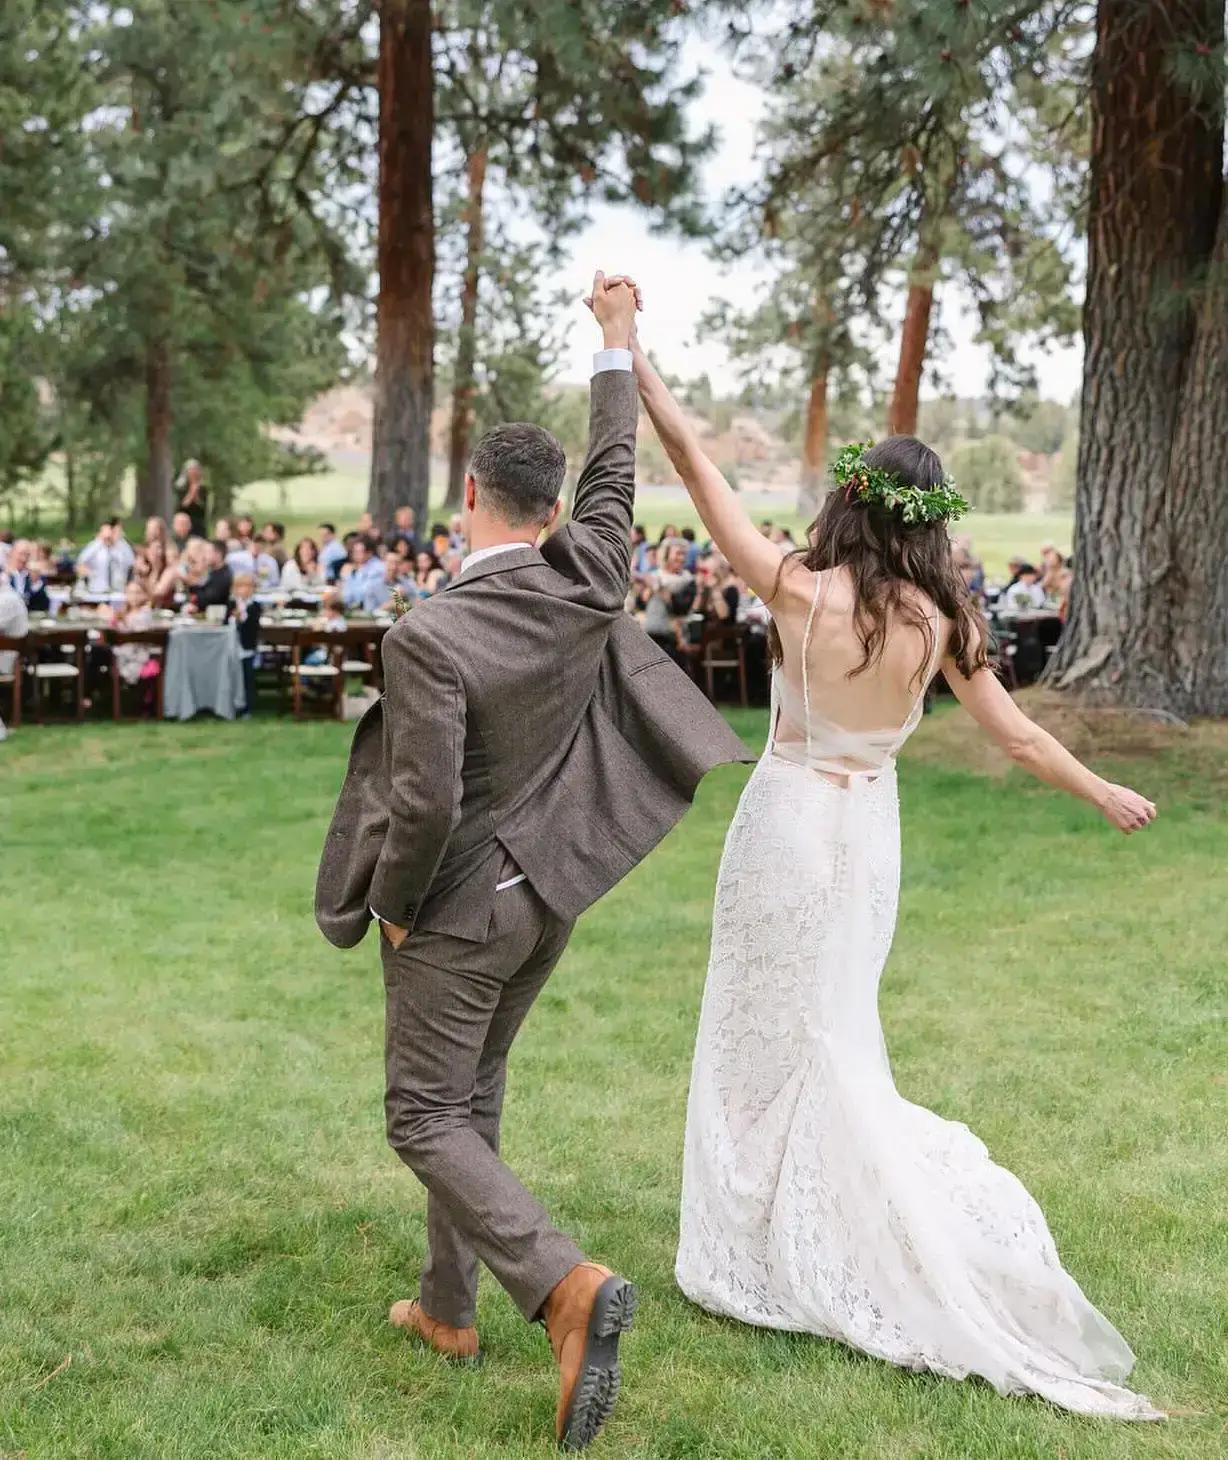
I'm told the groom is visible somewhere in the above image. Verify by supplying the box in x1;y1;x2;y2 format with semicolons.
315;274;748;1449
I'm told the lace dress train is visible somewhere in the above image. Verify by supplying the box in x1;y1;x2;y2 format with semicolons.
675;572;1161;1420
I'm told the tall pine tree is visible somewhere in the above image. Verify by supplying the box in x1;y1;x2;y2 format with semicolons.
1046;0;1227;715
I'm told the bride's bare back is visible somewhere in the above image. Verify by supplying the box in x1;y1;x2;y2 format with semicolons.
771;564;947;782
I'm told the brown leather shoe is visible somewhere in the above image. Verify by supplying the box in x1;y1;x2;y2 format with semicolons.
543;1263;637;1451
389;1298;480;1363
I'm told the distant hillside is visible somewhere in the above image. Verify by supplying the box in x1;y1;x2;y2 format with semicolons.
273;381;1070;508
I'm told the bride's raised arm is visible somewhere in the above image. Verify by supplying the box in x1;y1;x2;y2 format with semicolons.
632;340;800;605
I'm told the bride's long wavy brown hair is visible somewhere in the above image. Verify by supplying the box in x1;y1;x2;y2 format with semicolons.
770;436;989;684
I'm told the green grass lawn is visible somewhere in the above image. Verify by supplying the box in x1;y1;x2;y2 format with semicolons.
1;710;1222;1459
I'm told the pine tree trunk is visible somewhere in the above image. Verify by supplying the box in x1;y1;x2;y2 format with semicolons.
1046;0;1226;717
369;0;434;535
798;363;829;515
142;337;174;522
886;242;937;437
445;144;488;510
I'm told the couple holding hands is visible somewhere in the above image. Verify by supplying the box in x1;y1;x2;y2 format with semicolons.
316;273;1160;1448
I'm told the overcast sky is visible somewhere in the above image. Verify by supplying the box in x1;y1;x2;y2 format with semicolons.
547;39;1083;402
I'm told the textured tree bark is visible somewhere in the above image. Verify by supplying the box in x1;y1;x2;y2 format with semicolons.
369;0;434;534
141;336;174;522
1046;0;1226;716
798;363;829;515
444;144;488;510
886;238;938;438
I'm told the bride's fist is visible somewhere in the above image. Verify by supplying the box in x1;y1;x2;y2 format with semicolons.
1097;782;1158;834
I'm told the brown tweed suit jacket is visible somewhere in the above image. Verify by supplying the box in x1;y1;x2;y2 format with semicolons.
314;368;751;948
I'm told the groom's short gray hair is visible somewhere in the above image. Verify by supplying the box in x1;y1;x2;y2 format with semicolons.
470;423;566;526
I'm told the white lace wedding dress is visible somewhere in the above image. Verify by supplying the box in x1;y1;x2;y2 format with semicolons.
676;569;1161;1419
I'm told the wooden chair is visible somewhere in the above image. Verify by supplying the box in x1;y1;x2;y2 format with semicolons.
0;634;26;731
108;630;166;720
989;625;1020;691
341;624;381;692
28;628;87;723
286;633;347;721
699;622;749;707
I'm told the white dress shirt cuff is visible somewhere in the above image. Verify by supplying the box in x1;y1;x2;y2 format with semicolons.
592;348;633;376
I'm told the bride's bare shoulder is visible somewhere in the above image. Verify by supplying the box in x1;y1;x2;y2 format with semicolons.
769;558;819;614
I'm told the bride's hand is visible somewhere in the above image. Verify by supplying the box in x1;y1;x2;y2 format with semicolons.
1096;782;1158;834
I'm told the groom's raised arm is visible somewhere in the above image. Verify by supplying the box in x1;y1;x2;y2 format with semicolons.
545;274;640;602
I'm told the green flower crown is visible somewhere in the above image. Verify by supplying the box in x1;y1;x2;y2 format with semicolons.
832;442;969;526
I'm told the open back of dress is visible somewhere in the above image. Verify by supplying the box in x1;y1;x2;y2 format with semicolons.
770;568;943;782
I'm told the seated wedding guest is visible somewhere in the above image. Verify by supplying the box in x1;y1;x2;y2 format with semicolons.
340;537;386;613
316;588;348;631
190;540;233;610
1040;543;1066;598
392;505;417;553
298;587;349;668
680;525;701;570
376;549;410;608
447;513;467;551
233;514;255;541
631;523;652;573
951;535;985;597
317;522;348;580
1051;563;1073;619
693;554;741;623
175;458;208;537
428;521;451;558
999;563;1047;611
178;536;210;594
144;516;168;550
0;579;29;741
769;524;797;554
131;545;160;599
642;540;696;662
225;537;255;575
76;518;133;594
0;530;11;573
170;510;194;551
3;540;51;612
441;547;463;584
230;570;262;715
280;537;327;593
261;521;287;567
109;581;158;695
152;543;181;608
251;538;281;591
51;538;76;577
213;517;233;544
411;548;446;600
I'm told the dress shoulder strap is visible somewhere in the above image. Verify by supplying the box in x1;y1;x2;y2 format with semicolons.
800;570;825;765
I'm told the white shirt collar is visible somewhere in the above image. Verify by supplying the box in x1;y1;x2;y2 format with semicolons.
460;542;536;575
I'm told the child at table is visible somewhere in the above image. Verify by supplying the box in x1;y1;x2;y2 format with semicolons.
96;582;159;715
230;571;262;717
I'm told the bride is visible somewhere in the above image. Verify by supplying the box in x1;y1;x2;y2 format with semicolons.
629;332;1162;1418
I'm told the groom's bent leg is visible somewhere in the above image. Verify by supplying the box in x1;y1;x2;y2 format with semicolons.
419;910;571;1327
383;884;584;1324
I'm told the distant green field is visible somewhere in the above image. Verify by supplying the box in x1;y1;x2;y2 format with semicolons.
240;470;1071;582
9;461;1071;582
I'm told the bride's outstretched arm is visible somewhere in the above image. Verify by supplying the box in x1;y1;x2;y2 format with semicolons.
631;341;797;604
943;657;1158;834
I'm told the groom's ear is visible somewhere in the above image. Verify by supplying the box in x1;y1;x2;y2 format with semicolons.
464;473;477;512
545;499;562;532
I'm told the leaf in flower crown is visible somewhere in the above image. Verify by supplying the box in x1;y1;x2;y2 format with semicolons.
830;442;969;525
